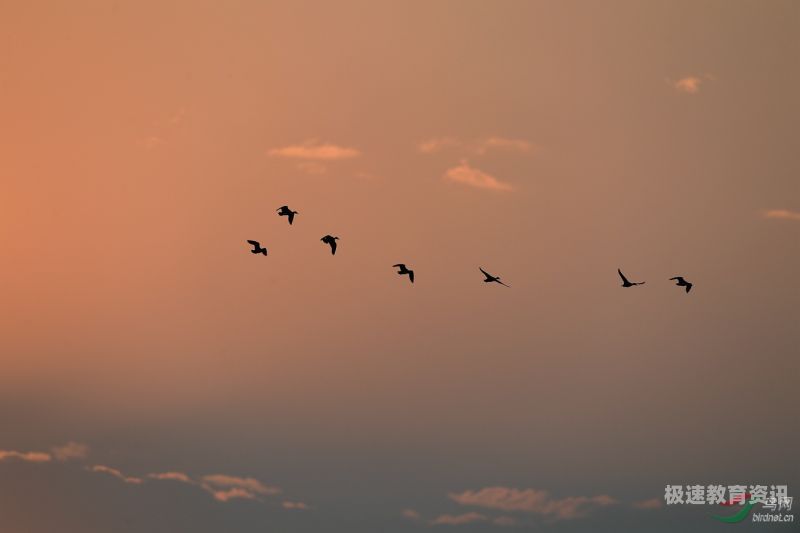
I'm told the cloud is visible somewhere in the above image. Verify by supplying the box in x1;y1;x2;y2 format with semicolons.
268;140;360;160
0;450;52;463
493;515;518;526
418;137;461;154
764;209;800;221
674;76;702;93
402;509;422;521
443;161;513;191
147;471;194;484
282;500;310;510
200;474;281;502
449;487;617;521
431;512;488;525
632;498;663;510
51;442;89;462
296;161;328;175
476;137;533;155
88;465;143;485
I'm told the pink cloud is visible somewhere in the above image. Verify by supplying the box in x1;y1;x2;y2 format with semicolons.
282;500;310;510
268;140;360;160
430;512;488;525
0;450;52;463
147;471;194;484
449;487;617;520
51;442;89;462
200;474;281;503
674;77;702;93
476;137;533;155
88;465;143;484
443;161;513;191
632;498;663;509
764;209;800;221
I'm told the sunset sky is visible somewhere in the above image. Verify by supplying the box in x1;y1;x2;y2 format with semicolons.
1;1;799;531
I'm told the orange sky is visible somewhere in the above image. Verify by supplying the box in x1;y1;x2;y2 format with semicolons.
1;1;798;532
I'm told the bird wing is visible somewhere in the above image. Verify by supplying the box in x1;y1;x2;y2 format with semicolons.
497;280;510;287
408;270;414;283
479;267;492;278
393;264;405;269
618;269;630;284
247;240;259;246
686;283;692;293
330;240;337;255
288;212;295;224
669;276;684;282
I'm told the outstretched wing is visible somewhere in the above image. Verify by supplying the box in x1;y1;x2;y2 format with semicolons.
669;276;684;282
685;283;692;293
247;240;259;246
497;280;510;287
288;212;295;224
618;269;630;284
408;270;414;283
393;264;405;269
479;267;491;278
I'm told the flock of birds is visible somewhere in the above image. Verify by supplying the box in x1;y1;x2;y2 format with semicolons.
247;205;693;292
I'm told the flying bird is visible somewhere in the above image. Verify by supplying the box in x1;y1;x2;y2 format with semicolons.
246;240;267;256
393;264;414;283
321;235;339;255
618;269;645;287
277;205;298;225
669;276;693;293
480;267;509;287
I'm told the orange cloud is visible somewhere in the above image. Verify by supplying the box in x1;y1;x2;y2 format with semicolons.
764;209;800;221
443;161;513;191
147;471;194;484
0;450;52;463
418;137;461;154
281;500;310;510
51;442;89;461
200;474;281;502
430;512;488;525
673;76;703;93
632;497;663;509
449;487;616;520
476;137;533;155
268;140;360;160
88;465;143;484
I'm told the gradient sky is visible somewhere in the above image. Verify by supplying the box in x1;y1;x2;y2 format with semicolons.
1;1;799;531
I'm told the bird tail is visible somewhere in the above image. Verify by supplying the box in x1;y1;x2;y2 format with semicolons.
261;249;268;256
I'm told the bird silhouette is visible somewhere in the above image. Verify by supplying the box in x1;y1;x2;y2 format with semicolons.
277;205;298;225
618;269;645;287
246;240;268;256
321;235;339;255
669;276;693;293
393;264;414;283
480;267;509;287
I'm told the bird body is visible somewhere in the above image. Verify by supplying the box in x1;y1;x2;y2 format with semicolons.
277;205;298;225
618;269;644;287
393;264;414;283
321;235;339;255
246;240;268;256
480;267;509;287
670;276;693;293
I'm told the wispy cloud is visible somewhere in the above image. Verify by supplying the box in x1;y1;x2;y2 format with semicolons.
268;140;360;160
88;465;143;485
51;442;89;462
671;74;715;94
296;161;328;175
0;449;52;463
764;209;800;221
476;137;533;155
449;487;617;521
282;500;310;510
443;161;513;191
147;471;194;484
418;137;461;154
632;498;663;510
200;474;281;502
402;509;422;521
431;512;488;526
